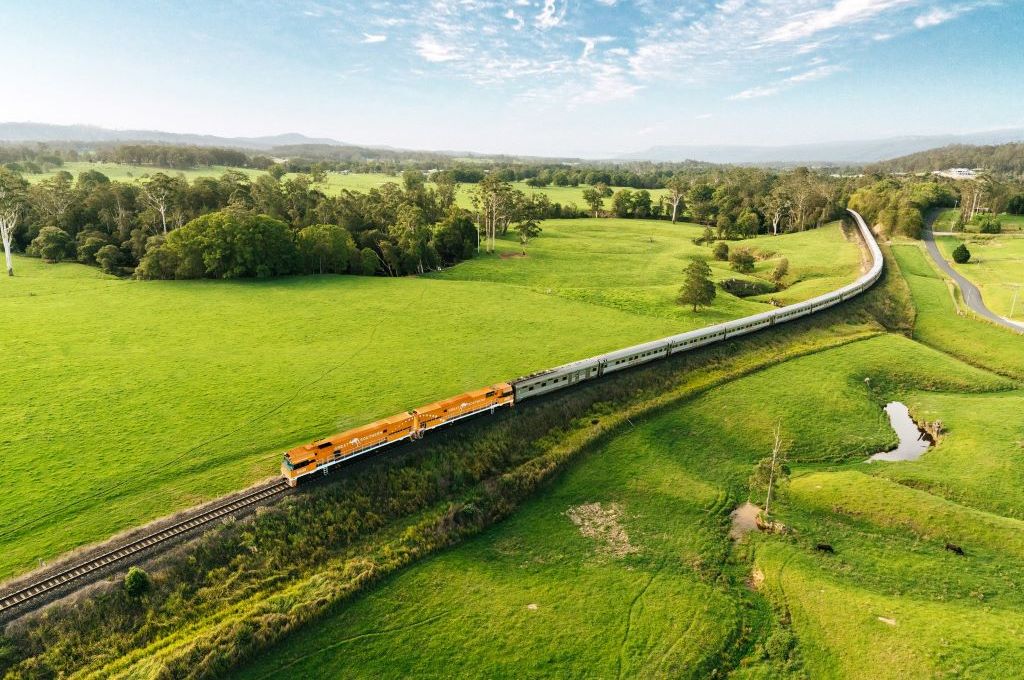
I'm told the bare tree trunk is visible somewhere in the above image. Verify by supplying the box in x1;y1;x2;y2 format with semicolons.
0;214;16;276
764;424;783;516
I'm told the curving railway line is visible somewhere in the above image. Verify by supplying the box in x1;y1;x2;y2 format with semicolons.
1;209;881;621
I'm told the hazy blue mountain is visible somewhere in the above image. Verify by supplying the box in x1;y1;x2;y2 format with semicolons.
616;128;1024;165
0;122;347;150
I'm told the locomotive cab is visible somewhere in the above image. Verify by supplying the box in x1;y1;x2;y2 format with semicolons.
281;449;317;487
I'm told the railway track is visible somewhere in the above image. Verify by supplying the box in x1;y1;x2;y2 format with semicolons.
0;210;881;621
0;480;290;619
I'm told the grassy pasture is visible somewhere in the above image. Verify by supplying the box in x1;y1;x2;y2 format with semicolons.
891;244;1024;378
936;234;1024;320
0;219;859;580
237;324;1019;678
30;162;667;211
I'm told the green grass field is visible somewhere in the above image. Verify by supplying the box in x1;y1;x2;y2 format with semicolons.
30;162;667;211
892;243;1024;379
935;234;1024;321
237;283;1024;678
0;219;859;580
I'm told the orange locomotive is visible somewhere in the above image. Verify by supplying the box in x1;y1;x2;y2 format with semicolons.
281;383;513;486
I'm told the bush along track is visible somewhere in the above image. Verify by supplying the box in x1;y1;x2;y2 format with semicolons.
0;268;906;678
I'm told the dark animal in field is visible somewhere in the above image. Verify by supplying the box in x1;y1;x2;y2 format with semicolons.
815;543;835;553
945;542;965;556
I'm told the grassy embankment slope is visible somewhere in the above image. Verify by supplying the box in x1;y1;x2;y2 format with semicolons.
237;244;1024;679
932;234;1024;321
30;162;668;210
0;220;857;581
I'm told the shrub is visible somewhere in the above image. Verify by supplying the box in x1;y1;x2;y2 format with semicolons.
712;241;729;261
771;257;790;284
94;245;123;274
974;215;1002;234
952;243;970;264
719;278;776;298
29;226;75;263
764;628;795;662
76;231;110;265
124;567;151;597
729;248;755;273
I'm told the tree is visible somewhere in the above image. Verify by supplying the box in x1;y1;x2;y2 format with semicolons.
763;188;791;236
736;210;760;238
716;213;733;239
663;173;688;223
729;248;756;273
514;218;542;254
393;204;436;274
632;190;652;218
712;241;729;261
952;242;971;264
433;171;458;212
139;172;182;235
677;258;716;311
687;183;715;225
581;188;603;217
472;175;520;253
124;566;151;597
297;224;354;275
0;169;28;275
30;172;76;228
30;226;74;263
611;189;634;218
137;209;297;279
749;425;788;515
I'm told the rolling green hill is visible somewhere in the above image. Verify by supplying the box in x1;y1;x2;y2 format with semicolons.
0;219;859;580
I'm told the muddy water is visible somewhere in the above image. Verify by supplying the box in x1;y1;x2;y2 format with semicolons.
869;402;933;463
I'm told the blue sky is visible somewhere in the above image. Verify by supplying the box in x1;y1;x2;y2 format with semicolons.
2;0;1022;156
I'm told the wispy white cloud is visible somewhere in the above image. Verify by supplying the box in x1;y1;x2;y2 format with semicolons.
763;0;915;44
302;0;988;110
414;34;461;62
914;6;959;28
729;62;845;99
729;85;783;100
536;0;566;30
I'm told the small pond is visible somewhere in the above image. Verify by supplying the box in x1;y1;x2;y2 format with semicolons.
868;402;933;463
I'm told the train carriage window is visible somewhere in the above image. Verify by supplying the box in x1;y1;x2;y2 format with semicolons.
317;441;333;449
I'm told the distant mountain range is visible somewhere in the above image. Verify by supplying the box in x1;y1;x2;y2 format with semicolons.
0;123;348;151
615;128;1024;165
3;121;1023;166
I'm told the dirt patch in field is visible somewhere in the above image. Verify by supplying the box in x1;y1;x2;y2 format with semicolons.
499;252;527;259
729;502;763;540
566;503;639;558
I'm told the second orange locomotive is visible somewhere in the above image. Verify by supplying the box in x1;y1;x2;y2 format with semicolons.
281;383;513;486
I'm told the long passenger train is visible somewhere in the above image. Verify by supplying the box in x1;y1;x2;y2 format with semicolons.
282;209;883;486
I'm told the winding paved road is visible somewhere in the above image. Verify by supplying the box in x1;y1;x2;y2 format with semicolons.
922;216;1024;334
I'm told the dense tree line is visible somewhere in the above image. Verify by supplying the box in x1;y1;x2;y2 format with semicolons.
101;144;251;169
0;165;576;278
848;179;956;238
